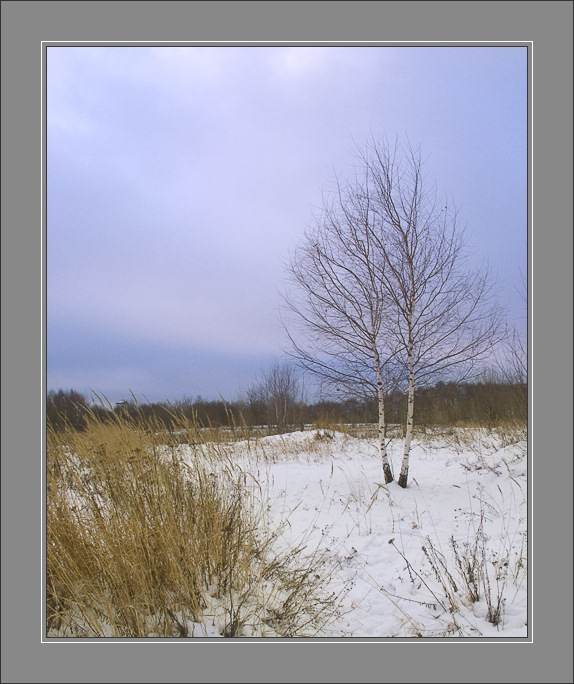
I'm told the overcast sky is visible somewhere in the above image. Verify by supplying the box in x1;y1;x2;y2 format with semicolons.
46;45;527;404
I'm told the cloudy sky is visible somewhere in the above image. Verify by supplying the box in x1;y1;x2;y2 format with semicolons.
46;45;527;404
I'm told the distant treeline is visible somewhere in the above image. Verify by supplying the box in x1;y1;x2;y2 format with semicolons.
47;379;526;434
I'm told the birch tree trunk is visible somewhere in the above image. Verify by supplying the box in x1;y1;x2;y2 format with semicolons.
398;348;415;488
374;346;394;483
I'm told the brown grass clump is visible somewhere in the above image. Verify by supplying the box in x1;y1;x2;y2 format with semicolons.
46;408;345;638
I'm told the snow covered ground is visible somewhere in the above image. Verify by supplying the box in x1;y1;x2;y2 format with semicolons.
188;427;528;639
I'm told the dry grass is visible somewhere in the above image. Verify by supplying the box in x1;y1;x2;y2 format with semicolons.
46;409;346;638
46;407;527;638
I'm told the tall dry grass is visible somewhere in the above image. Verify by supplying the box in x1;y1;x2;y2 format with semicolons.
46;408;344;638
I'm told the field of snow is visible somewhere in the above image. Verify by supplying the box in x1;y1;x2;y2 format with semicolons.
187;426;528;639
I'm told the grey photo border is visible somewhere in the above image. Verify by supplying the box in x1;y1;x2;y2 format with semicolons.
2;1;572;682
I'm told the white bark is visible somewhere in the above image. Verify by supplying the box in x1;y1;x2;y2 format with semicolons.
374;345;393;483
398;349;415;488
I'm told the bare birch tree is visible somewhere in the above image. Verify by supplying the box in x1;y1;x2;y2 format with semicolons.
283;169;398;483
284;137;506;487
359;139;506;486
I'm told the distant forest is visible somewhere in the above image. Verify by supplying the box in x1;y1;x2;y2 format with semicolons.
47;378;526;434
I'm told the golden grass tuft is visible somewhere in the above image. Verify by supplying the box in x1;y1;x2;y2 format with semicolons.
47;408;345;638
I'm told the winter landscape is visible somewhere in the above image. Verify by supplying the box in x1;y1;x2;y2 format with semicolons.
45;45;529;644
47;417;527;640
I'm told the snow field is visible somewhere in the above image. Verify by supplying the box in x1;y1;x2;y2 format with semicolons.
209;428;528;638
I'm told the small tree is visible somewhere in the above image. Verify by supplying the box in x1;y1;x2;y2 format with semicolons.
497;272;527;422
285;137;506;487
283;164;400;483
359;139;506;486
247;362;304;433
